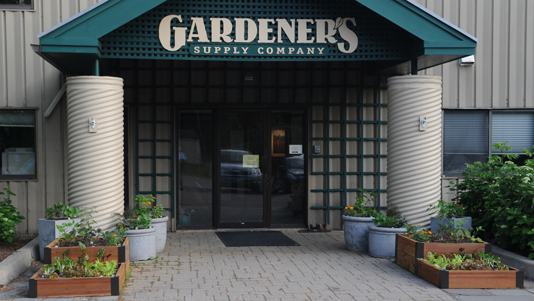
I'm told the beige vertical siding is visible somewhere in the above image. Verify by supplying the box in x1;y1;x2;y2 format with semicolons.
0;0;101;234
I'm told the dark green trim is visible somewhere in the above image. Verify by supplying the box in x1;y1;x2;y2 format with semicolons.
517;270;524;288
438;270;449;288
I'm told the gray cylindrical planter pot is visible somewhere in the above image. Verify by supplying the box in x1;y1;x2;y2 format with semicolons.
430;216;472;234
126;227;156;261
343;215;374;252
152;216;169;253
37;218;81;261
368;225;407;258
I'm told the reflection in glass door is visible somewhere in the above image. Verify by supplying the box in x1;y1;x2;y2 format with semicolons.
270;110;305;226
219;111;265;227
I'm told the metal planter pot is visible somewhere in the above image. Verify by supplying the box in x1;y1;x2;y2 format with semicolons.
369;225;407;258
342;215;374;252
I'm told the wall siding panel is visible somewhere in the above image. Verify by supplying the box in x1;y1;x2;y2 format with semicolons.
508;0;526;108
527;1;534;108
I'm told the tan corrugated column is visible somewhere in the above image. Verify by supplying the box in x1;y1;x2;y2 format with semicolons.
66;76;124;231
387;75;442;227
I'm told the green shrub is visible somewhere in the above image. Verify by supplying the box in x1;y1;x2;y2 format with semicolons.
450;142;534;258
0;187;25;242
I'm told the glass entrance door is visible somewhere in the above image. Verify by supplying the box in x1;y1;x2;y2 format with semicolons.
219;111;267;227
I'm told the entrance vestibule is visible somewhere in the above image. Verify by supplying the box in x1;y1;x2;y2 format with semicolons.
177;109;306;229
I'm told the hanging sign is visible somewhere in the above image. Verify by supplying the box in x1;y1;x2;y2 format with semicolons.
242;155;260;168
158;16;358;57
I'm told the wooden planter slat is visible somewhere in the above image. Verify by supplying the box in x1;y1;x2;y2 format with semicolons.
29;263;126;298
395;234;491;274
416;259;523;289
44;237;130;272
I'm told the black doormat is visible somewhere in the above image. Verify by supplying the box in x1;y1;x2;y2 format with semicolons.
216;231;300;247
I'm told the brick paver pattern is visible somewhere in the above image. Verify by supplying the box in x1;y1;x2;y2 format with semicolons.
119;230;455;301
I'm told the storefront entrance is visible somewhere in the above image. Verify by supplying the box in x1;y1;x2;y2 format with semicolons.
178;109;306;229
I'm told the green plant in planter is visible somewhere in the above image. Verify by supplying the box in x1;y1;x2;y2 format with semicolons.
0;187;25;242
343;188;377;217
373;206;407;228
45;203;81;220
425;249;509;271
428;200;465;219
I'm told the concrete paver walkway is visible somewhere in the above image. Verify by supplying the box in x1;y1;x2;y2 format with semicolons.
120;230;525;301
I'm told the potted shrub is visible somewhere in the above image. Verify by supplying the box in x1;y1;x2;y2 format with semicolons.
368;207;407;258
117;197;156;261
417;249;523;289
428;200;471;234
38;203;81;260
30;244;126;297
396;222;490;274
342;188;377;252
139;195;169;253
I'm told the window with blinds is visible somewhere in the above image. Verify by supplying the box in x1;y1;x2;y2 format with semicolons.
492;112;534;154
443;110;489;176
0;0;33;10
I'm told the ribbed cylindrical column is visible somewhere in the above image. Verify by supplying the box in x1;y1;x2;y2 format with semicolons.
66;76;124;231
387;75;442;227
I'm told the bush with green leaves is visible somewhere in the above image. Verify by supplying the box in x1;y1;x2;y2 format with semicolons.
343;188;377;217
450;142;534;258
0;187;25;242
45;203;81;220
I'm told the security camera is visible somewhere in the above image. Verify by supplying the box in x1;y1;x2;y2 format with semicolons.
459;55;475;67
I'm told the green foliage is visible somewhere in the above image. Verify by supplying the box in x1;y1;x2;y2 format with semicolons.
45;203;81;220
152;204;165;219
343;188;377;217
405;224;431;242
0;187;25;242
450;142;534;258
428;200;465;219
405;220;484;243
373;206;407;228
41;248;119;279
116;195;155;230
425;249;509;271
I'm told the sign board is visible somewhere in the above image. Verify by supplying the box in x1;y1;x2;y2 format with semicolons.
289;145;303;154
242;155;259;168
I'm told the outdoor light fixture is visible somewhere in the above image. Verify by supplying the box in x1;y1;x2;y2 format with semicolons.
459;55;475;66
419;116;427;131
89;117;97;133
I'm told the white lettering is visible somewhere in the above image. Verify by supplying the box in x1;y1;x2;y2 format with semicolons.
266;47;273;54
316;19;337;44
297;48;304;54
276;47;285;54
288;47;295;54
235;18;257;43
258;47;264;54
224;47;231;54
203;46;211;54
194;46;200;54
214;47;221;53
276;19;295;43
233;47;240;54
210;18;233;42
318;48;324;54
338;18;358;53
297;19;315;43
258;19;276;43
307;48;314;54
241;47;249;54
158;15;187;51
187;18;209;42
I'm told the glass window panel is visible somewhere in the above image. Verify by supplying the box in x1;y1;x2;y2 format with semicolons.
443;110;489;176
0;0;33;9
492;112;534;154
0;110;36;178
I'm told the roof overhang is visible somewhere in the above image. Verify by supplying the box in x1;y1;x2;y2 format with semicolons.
34;0;477;76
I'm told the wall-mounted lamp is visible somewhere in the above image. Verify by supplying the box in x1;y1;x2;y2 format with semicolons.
459;55;475;67
419;116;427;131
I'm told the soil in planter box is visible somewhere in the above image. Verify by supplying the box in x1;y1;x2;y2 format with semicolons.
58;237;125;248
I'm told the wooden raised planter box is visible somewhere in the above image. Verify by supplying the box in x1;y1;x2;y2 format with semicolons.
416;259;524;289
43;237;130;271
395;234;491;274
29;263;127;298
